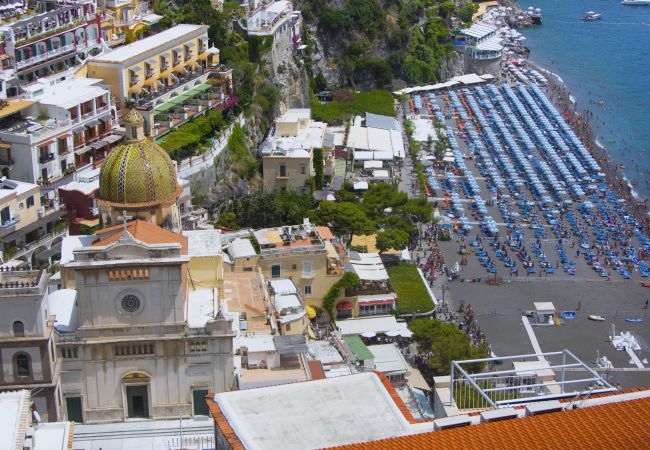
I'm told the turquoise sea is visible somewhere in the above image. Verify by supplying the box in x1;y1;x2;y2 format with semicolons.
517;0;650;199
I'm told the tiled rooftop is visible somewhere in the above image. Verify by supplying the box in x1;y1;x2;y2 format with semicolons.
93;220;187;254
330;395;650;450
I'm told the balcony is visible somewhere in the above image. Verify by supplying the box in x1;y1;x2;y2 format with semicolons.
14;14;97;47
1;215;19;228
0;158;14;167
9;227;67;261
345;282;394;298
0;119;72;145
38;153;56;164
15;44;77;70
301;271;314;279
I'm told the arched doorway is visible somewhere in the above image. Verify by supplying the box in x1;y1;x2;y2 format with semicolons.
122;372;151;418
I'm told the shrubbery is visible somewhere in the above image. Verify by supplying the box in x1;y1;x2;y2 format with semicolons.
312;89;395;123
158;109;224;158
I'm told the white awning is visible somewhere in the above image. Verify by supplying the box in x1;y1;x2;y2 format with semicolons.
364;160;382;169
337;316;412;337
354;150;374;161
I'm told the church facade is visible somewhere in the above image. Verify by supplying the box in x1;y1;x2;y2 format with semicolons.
57;110;234;423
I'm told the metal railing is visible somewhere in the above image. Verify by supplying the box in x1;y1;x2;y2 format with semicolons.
11;227;67;261
15;44;76;69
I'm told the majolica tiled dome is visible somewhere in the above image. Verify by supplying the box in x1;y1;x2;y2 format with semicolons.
97;109;181;207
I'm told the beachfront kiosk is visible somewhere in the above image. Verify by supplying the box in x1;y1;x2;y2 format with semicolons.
533;302;556;325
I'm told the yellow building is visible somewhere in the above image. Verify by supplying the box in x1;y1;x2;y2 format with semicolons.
261;109;327;193
87;24;232;135
184;229;225;298
101;0;162;47
0;178;67;267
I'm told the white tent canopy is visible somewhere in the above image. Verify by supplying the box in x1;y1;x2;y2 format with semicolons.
350;253;389;280
364;160;383;169
337;316;412;338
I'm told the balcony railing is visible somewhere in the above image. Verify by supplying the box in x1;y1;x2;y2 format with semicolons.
301;271;314;279
0;158;14;166
15;44;76;69
10;227;67;261
39;153;56;164
14;14;97;47
1;215;20;228
135;67;214;108
345;284;393;298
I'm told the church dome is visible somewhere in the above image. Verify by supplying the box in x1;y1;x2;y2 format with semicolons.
97;109;181;208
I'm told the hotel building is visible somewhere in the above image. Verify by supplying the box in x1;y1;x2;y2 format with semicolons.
87;23;235;137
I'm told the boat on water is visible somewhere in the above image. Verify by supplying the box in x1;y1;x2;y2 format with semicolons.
625;317;644;323
588;315;606;321
583;11;602;20
621;0;650;5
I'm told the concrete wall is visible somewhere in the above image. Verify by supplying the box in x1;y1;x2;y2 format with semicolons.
187;255;224;293
258;252;341;309
61;336;234;423
75;263;185;328
262;154;312;192
0;292;47;338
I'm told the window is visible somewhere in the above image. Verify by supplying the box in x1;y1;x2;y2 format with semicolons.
60;346;79;359
13;321;24;337
18;202;23;210
304;285;312;296
300;165;306;175
286;323;291;332
271;264;281;279
120;294;142;314
1;207;10;225
303;261;312;274
66;397;83;423
193;389;209;416
189;341;208;353
26;196;35;208
115;343;154;356
279;164;286;177
14;353;31;378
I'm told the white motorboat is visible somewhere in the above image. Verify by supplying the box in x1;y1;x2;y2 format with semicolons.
588;314;606;322
621;0;650;5
583;11;602;21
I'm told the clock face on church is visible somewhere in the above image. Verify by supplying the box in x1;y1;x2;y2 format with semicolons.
117;293;144;316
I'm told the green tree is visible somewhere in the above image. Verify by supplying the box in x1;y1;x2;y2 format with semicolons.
376;229;409;253
361;184;408;219
323;272;361;319
398;198;433;224
314;72;328;92
379;214;416;235
216;211;239;229
232;190;317;228
309;202;375;238
313;148;324;190
410;319;487;376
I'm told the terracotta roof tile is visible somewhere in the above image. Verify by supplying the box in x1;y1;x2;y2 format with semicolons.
205;393;246;450
307;360;326;381
315;226;335;240
93;220;187;254
329;396;650;450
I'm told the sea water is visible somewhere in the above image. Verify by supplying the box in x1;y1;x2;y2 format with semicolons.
517;0;650;199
